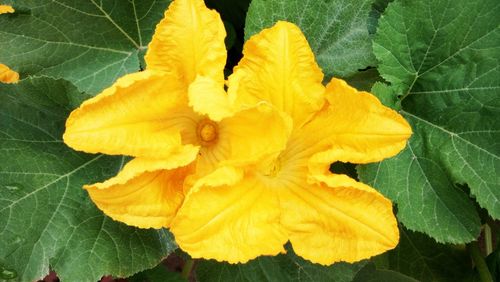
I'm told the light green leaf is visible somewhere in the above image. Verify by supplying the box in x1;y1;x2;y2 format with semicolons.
370;81;399;110
0;0;170;94
196;247;365;282
0;77;175;282
245;0;376;78
358;0;500;243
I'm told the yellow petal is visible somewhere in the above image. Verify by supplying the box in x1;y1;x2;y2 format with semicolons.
0;63;19;83
188;76;234;121
145;0;226;88
228;21;325;127
195;102;292;175
85;146;199;228
219;103;292;164
280;175;399;264
298;78;412;175
171;167;287;263
0;5;14;14
64;70;192;158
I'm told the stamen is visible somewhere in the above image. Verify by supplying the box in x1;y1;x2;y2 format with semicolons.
197;119;218;145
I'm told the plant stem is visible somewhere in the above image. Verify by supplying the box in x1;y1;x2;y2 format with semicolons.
467;241;493;282
181;258;195;280
484;224;493;256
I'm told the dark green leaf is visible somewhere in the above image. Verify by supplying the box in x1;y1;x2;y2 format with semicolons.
353;263;418;282
0;77;175;281
344;68;381;92
386;228;470;282
487;247;500;282
245;0;377;78
128;263;185;282
358;0;500;243
196;247;365;282
367;0;392;34
0;0;171;94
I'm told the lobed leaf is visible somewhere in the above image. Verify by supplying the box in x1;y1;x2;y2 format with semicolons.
0;77;175;281
0;0;171;94
245;0;376;78
196;247;366;282
358;0;500;243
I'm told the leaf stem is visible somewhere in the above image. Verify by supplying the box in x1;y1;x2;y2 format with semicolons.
484;224;493;256
467;241;493;282
181;258;195;280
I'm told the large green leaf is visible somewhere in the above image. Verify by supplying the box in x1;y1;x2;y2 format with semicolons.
0;0;170;94
196;247;366;282
358;0;500;243
244;0;376;78
0;77;175;281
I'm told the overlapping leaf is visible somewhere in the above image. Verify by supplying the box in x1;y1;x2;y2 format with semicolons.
196;247;366;282
0;0;170;94
358;0;500;243
244;0;376;78
0;77;175;281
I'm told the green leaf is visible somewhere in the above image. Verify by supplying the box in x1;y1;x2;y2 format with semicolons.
344;68;381;92
353;263;418;282
196;247;365;282
0;0;171;94
0;77;176;281
367;0;392;34
370;81;400;110
487;246;500;282
245;0;376;78
386;228;471;282
358;0;500;243
128;263;185;282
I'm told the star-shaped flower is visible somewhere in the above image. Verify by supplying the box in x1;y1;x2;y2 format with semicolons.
63;0;412;265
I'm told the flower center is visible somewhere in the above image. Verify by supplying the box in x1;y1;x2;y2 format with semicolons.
197;119;218;145
266;160;281;177
261;156;282;178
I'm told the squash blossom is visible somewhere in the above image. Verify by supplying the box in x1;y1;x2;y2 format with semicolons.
63;0;412;265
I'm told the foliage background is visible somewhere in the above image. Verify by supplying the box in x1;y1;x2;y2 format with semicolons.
0;0;498;281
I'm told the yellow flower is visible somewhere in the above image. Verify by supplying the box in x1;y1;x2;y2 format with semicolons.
0;5;14;14
63;0;290;229
63;0;412;265
0;63;19;83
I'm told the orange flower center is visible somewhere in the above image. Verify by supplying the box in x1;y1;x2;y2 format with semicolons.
197;119;218;145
